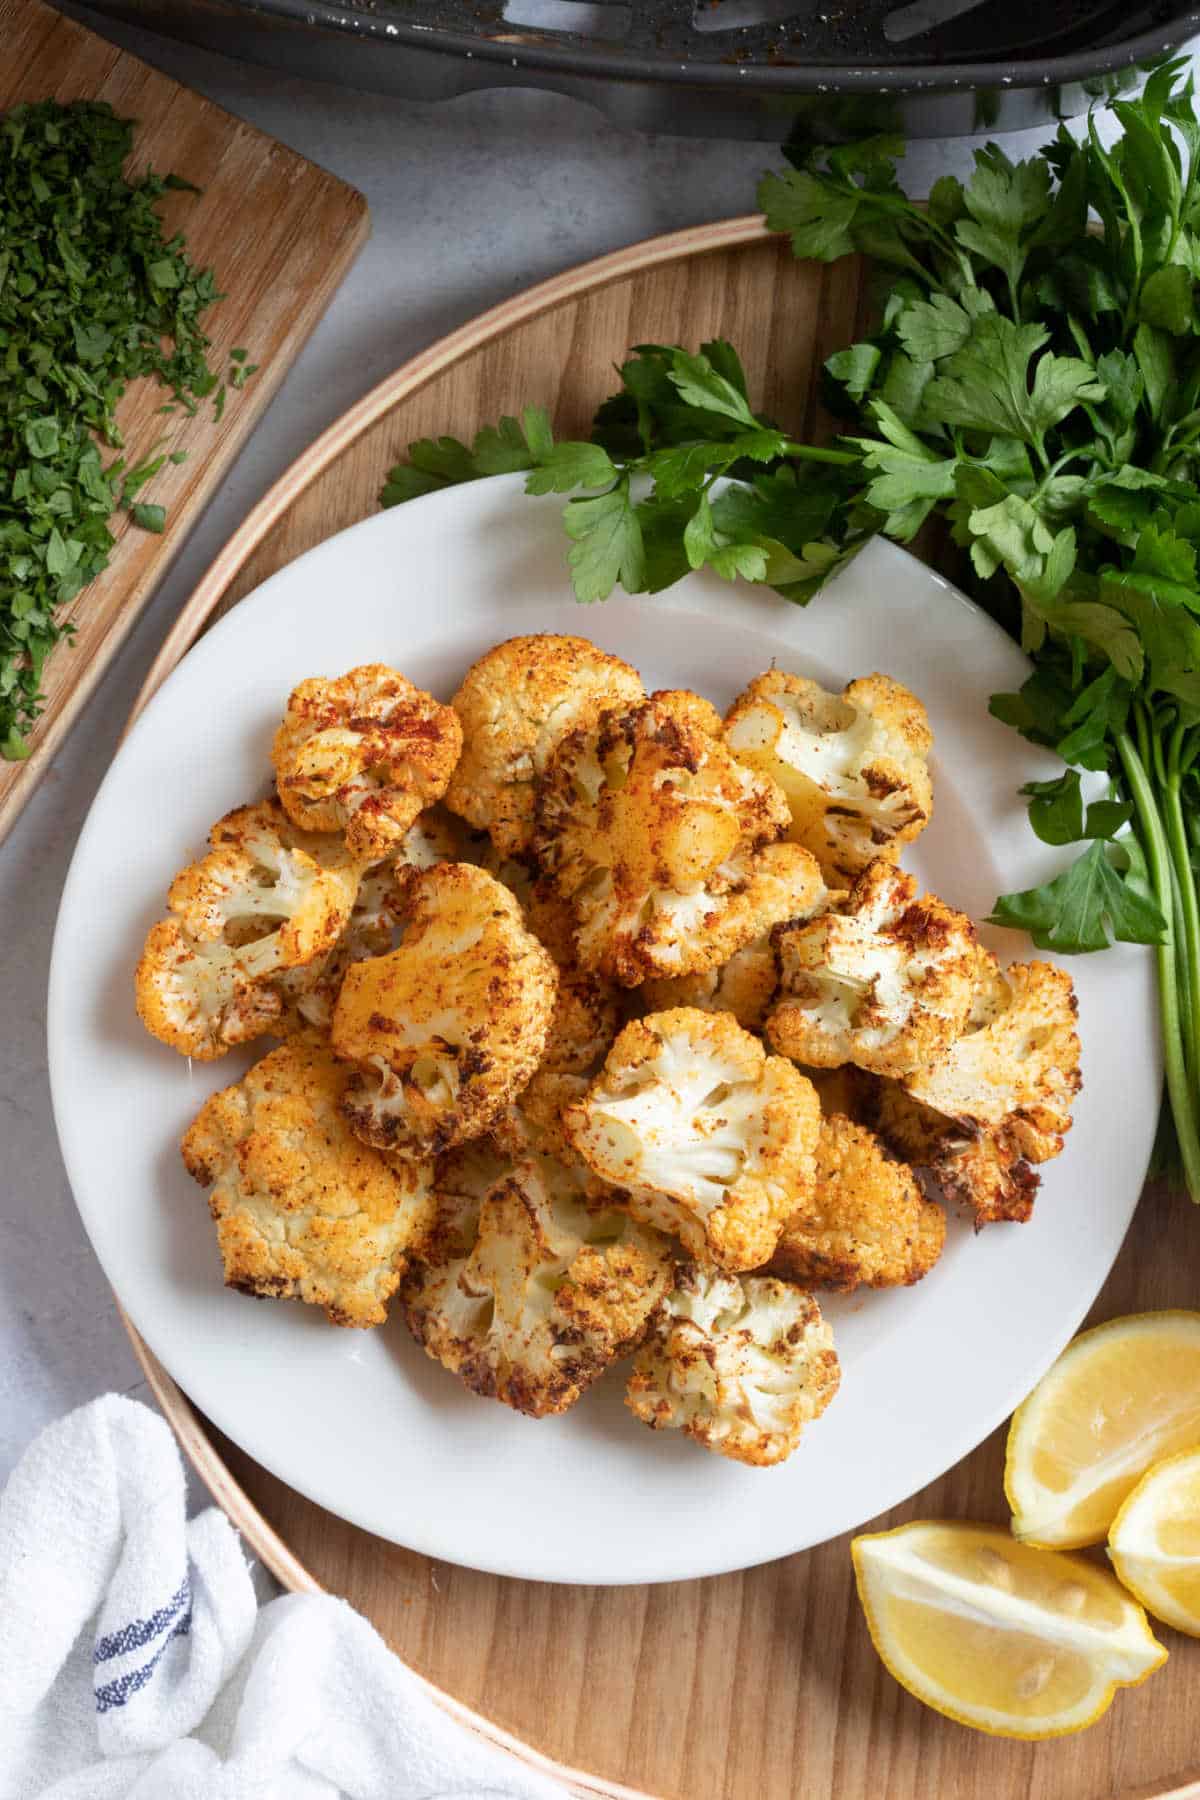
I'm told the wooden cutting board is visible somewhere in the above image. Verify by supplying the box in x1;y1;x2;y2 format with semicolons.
0;0;369;843
120;216;1200;1800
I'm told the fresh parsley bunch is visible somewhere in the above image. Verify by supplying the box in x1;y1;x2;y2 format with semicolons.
381;59;1200;1199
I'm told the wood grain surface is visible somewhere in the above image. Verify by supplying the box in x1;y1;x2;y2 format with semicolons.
121;217;1200;1800
0;0;369;843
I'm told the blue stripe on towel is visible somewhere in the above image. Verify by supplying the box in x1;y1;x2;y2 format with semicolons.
94;1606;193;1713
94;1577;191;1663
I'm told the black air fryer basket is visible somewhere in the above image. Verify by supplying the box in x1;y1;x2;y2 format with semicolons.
88;0;1200;140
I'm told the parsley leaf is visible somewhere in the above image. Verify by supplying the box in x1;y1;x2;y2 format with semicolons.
1021;770;1132;845
989;839;1166;950
563;482;645;602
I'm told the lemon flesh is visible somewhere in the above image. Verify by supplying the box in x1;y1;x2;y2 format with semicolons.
1110;1446;1200;1637
853;1520;1166;1739
1005;1311;1200;1549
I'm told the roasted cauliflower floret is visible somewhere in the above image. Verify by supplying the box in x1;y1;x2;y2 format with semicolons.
471;846;621;1076
331;862;557;1155
641;934;778;1035
279;807;467;1036
903;957;1080;1147
445;634;644;857
135;800;362;1061
393;804;473;876
765;859;977;1079
566;1008;820;1273
806;1062;877;1123
625;1264;839;1465
725;670;933;885
179;1040;434;1326
767;1115;945;1291
534;689;824;986
401;1137;674;1417
271;663;463;863
875;958;1081;1225
543;967;623;1076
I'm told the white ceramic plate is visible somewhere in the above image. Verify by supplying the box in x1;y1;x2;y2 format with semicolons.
48;474;1159;1585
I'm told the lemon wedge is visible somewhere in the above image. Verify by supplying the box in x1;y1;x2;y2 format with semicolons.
1005;1311;1200;1549
852;1521;1166;1738
1110;1447;1200;1636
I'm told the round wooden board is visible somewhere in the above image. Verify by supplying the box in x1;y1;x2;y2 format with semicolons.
122;215;1200;1800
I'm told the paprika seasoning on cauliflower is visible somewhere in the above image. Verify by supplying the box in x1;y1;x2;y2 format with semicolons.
533;688;825;987
277;805;468;1037
135;800;363;1061
444;633;644;857
641;934;779;1035
876;955;1081;1224
180;1040;435;1327
766;859;978;1079
401;1073;675;1416
271;663;463;863
474;848;624;1076
724;669;933;886
626;1264;840;1465
565;1007;821;1273
768;1114;946;1291
331;862;557;1156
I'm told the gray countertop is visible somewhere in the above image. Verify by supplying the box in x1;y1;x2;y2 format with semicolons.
0;10;1163;1482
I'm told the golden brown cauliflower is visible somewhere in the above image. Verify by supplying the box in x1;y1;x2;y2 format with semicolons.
767;1114;945;1291
331;862;557;1156
533;689;824;986
179;1040;434;1326
271;664;463;863
542;966;623;1076
135;801;361;1061
805;1062;877;1123
625;1264;839;1465
400;1090;674;1416
444;634;644;857
471;844;622;1077
724;670;933;885
765;859;977;1079
278;806;467;1037
875;958;1081;1225
641;934;779;1035
565;1008;820;1273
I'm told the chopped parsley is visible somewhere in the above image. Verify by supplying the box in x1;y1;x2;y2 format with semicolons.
0;99;225;759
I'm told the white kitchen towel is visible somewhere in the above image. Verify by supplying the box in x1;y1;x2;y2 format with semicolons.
0;1395;568;1800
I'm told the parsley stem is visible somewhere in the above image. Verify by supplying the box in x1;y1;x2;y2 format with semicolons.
1116;727;1200;1202
783;443;860;468
1164;720;1200;1093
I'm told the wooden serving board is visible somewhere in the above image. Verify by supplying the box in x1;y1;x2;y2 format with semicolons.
121;216;1200;1800
0;0;369;843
